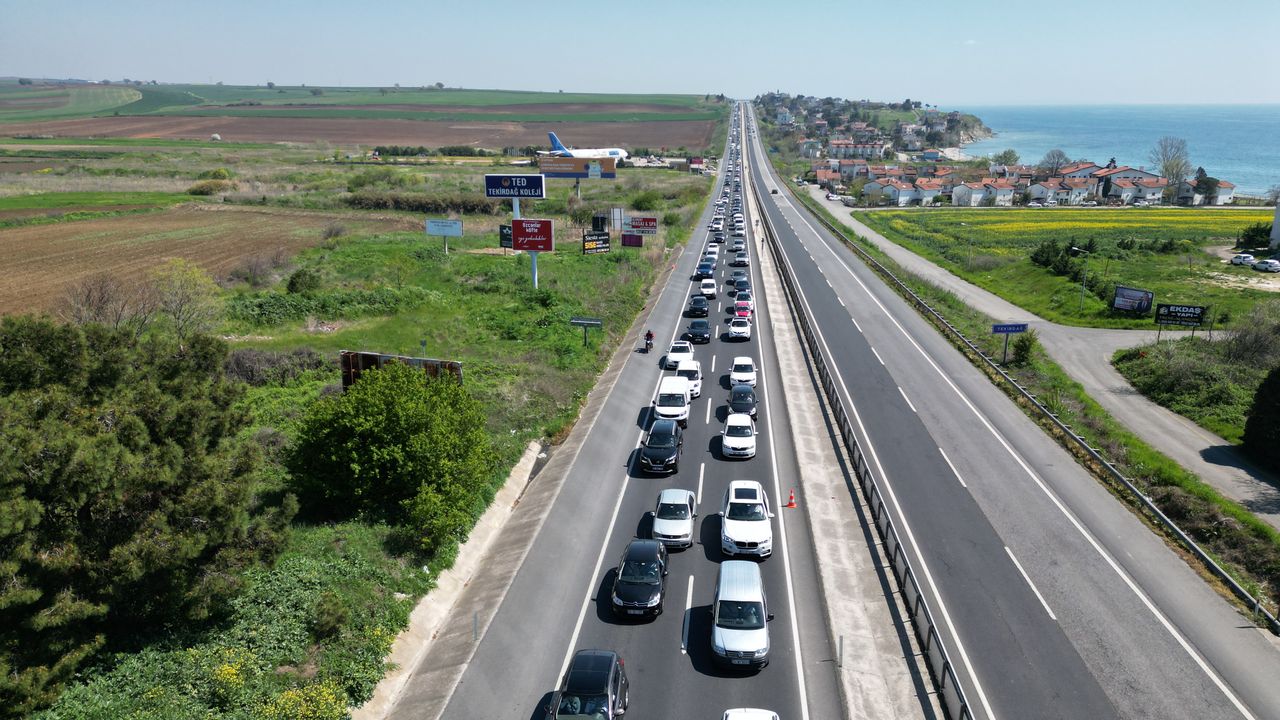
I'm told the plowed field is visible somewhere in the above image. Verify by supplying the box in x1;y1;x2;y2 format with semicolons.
0;205;415;315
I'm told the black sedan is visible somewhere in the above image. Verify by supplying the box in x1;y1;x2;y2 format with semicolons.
685;318;712;344
639;418;682;474
687;295;709;317
728;384;758;419
610;539;668;618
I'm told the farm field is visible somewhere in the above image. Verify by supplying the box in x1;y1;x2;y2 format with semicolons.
0;204;416;314
854;207;1277;328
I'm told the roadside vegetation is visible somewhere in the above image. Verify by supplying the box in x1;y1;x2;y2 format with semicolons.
769;163;1280;624
1;130;714;717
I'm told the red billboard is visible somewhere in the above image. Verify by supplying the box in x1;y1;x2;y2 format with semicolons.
512;218;554;252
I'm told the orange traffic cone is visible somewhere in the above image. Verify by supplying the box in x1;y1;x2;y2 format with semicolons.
785;488;797;509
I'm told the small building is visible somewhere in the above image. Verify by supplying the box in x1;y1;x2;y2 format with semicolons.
1106;179;1138;205
1059;161;1101;178
815;169;842;189
914;178;945;204
865;178;917;206
1178;178;1236;205
922;148;942;161
1132;177;1168;204
838;159;868;180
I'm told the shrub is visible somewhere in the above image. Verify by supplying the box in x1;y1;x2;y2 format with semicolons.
342;191;498;215
321;222;346;240
286;267;322;295
346;167;411;192
260;681;348;720
662;211;682;227
187;179;237;195
630;190;662;211
309;592;348;640
197;168;233;180
224;347;330;386
1010;328;1038;366
227;287;430;325
1244;364;1280;473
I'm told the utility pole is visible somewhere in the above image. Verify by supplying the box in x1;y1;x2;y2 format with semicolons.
1071;247;1090;314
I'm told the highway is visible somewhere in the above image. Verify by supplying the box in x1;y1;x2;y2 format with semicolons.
742;104;1280;719
420;112;845;720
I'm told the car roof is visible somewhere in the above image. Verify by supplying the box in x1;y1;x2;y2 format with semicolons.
733;356;754;365
728;480;763;498
658;487;694;504
676;359;701;370
650;418;679;435
726;413;753;427
671;340;692;350
565;649;617;693
731;317;750;325
624;538;663;561
717;560;764;602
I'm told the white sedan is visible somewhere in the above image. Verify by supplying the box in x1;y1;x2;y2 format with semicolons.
1254;259;1280;273
730;356;758;387
1232;253;1256;266
666;341;694;369
721;413;757;459
727;317;752;340
651;488;697;548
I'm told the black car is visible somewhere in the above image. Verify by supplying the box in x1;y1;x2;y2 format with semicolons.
686;295;709;317
610;539;668;618
728;384;758;419
547;649;630;719
695;261;714;280
734;278;751;294
640;418;683;474
685;318;712;344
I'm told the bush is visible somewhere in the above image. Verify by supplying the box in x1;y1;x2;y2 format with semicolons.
1010;328;1038;366
286;267;322;295
187;179;237;195
342;191;498;215
630;190;662;211
1244;365;1280;472
321;222;346;240
224;348;330;386
197;168;233;180
662;211;682;227
227;286;430;325
346;167;411;192
309;592;348;640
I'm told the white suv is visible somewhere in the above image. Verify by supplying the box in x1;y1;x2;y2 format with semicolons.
720;480;773;557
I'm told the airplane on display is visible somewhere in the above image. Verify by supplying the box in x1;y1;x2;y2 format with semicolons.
537;132;629;163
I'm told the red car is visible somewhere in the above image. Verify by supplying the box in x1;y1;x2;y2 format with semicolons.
734;301;753;318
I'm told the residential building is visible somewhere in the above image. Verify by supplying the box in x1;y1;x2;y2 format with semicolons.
914;178;945;204
815;169;842;189
1178;178;1236;205
865;178;917;206
922;148;942;161
952;182;986;207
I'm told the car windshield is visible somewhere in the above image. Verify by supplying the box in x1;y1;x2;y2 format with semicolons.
715;600;766;630
692;321;709;329
726;501;766;521
557;693;610;718
648;432;676;449
669;345;687;355
731;389;754;404
658;393;685;407
733;363;752;373
656;501;690;520
732;320;749;328
619;558;661;584
726;423;752;438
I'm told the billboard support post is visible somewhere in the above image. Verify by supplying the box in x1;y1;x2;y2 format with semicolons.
532;252;539;289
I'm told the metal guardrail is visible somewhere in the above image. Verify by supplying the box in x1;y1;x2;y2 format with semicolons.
746;154;975;720
782;183;1280;637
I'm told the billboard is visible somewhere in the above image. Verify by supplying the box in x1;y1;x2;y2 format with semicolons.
582;230;611;255
623;216;659;234
538;156;617;179
1112;285;1154;313
1155;304;1208;327
512;218;554;252
499;224;513;248
340;350;463;387
621;233;643;247
425;219;463;237
484;174;545;199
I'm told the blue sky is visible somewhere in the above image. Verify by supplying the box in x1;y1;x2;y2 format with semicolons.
3;0;1278;106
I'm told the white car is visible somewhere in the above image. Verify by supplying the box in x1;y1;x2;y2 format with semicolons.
666;341;694;370
724;711;779;720
651;488;697;548
720;480;773;557
700;278;717;298
826;192;839;201
676;359;703;398
730;356;757;387
1027;201;1044;208
728;317;752;340
721;414;757;459
1231;253;1256;266
1253;259;1280;273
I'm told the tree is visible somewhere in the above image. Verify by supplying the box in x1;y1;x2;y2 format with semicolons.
1193;167;1220;204
1244;364;1280;472
266;81;275;89
148;258;221;340
1038;148;1070;176
310;87;324;96
0;317;293;716
991;148;1019;165
1266;184;1280;204
17;78;32;86
60;272;157;336
434;81;444;89
1149;136;1191;184
288;363;496;555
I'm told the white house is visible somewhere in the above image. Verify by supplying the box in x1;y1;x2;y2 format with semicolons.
1132;178;1169;204
1028;180;1063;204
1092;165;1161;183
952;182;985;207
1178;178;1236;205
866;178;917;206
914;178;945;205
985;179;1016;206
1106;179;1138;205
1060;161;1101;178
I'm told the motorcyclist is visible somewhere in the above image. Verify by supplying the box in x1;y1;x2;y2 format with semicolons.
644;329;654;352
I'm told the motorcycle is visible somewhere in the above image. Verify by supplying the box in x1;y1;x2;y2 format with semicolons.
643;335;654;353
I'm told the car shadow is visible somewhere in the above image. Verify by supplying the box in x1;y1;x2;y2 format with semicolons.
636;512;654;540
719;374;733;390
709;435;725;460
699;514;723;563
635;405;652;431
685;603;755;678
529;691;554;720
713;404;730;424
625;448;644;478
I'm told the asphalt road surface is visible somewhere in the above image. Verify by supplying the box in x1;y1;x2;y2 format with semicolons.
743;104;1280;720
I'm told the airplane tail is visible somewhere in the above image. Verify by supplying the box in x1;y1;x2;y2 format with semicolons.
548;132;569;154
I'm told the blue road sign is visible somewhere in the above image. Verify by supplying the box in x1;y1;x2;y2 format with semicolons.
485;174;546;199
992;323;1029;334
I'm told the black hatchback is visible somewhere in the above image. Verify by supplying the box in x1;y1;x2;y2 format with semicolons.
728;383;758;419
685;318;712;344
610;539;669;618
687;295;709;317
639;418;683;474
547;649;630;719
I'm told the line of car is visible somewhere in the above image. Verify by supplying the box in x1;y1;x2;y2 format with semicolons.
549;110;781;720
1231;252;1280;272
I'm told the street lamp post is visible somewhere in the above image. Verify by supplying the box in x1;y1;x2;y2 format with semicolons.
1071;246;1090;314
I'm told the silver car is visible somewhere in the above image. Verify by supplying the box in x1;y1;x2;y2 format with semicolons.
651;488;697;548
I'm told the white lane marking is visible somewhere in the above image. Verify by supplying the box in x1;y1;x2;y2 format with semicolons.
697;463;704;508
705;399;712;425
681;575;695;654
870;347;885;366
897;386;917;413
938;447;968;488
838;296;846;308
785;171;1259;720
851;316;862;332
826;278;833;289
710;354;717;373
1005;547;1057;621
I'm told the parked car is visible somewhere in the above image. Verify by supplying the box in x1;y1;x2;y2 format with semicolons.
1232;253;1257;266
651;488;697;549
546;650;630;719
665;341;694;370
1254;259;1280;273
728;384;758;418
1027;201;1044;208
729;356;757;387
1081;200;1098;206
721;413;757;459
727;317;752;340
639;418;682;474
685;319;713;344
687;295;710;317
719;480;773;558
610;539;668;618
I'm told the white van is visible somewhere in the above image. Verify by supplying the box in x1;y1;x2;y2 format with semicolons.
711;560;772;669
654;376;691;427
675;359;703;398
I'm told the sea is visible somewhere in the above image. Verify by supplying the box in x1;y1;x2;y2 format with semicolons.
959;105;1280;197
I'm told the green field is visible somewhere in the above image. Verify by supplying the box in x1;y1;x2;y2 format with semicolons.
0;84;142;121
854;207;1276;328
0;191;188;211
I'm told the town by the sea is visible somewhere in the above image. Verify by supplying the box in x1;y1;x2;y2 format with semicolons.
960;104;1280;196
